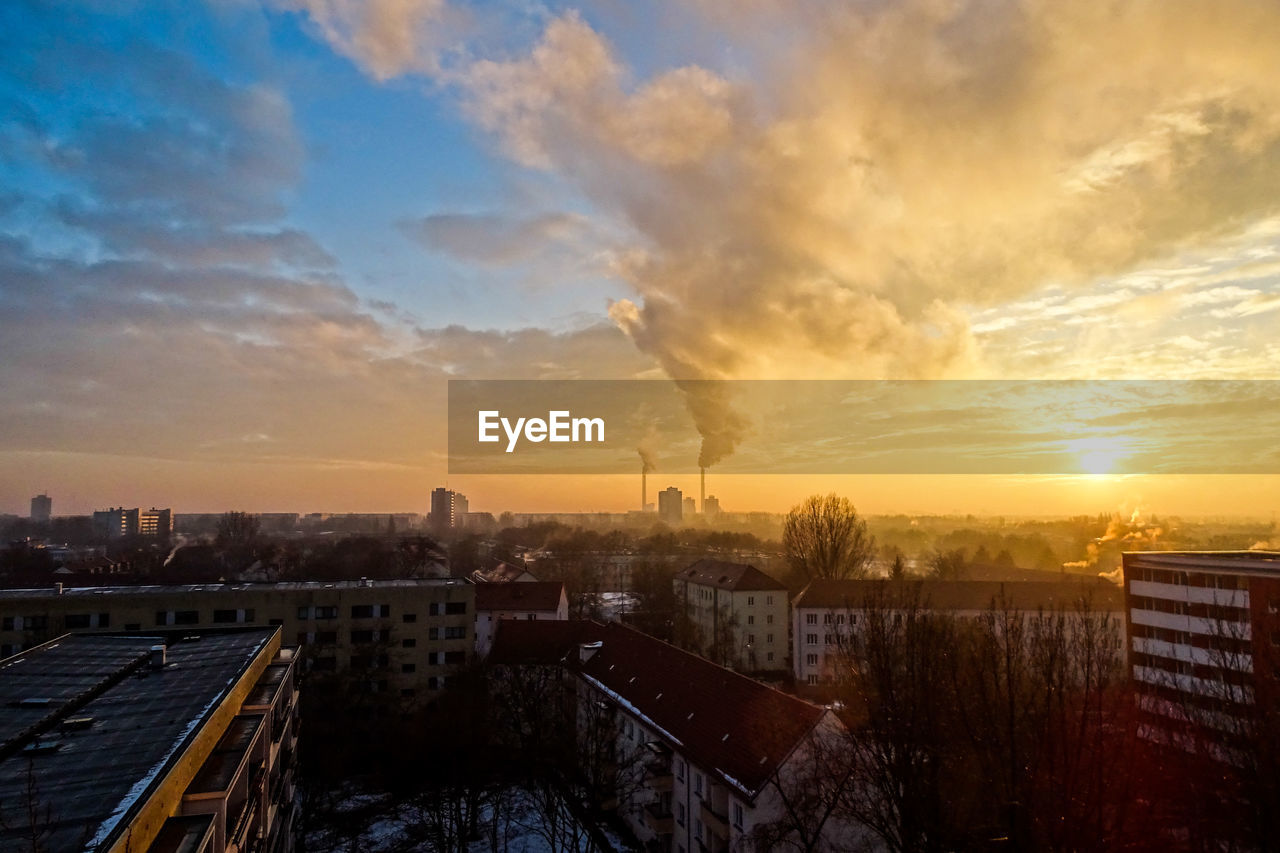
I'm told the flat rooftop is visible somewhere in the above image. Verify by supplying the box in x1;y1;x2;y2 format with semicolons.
0;577;469;600
0;629;276;853
1123;550;1280;575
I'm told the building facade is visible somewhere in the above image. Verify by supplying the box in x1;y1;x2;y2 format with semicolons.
0;579;474;700
673;559;790;674
489;620;852;853
0;628;298;853
1123;550;1280;754
429;487;468;534
792;577;1125;690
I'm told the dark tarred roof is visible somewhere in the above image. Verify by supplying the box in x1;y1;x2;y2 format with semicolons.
475;581;565;613
794;578;1124;611
675;559;788;592
489;619;826;798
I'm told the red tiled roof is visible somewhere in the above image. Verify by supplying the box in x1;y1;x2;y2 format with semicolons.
793;577;1124;611
675;559;788;592
475;581;565;613
489;619;826;798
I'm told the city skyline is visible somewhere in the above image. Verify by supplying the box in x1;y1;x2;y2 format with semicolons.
4;2;1280;517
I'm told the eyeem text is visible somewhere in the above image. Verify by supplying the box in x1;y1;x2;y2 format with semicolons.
477;410;605;453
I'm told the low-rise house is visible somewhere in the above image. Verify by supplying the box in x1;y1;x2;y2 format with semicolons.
672;559;790;674
792;577;1125;691
474;581;568;656
489;620;854;852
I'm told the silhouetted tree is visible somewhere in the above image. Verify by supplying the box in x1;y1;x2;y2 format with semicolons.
783;494;875;585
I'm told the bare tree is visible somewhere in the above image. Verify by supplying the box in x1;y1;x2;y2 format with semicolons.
783;494;875;584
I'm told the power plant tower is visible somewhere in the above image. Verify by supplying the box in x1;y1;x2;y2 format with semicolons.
641;466;648;512
700;467;706;514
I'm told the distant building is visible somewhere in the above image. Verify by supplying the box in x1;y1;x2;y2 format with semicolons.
429;487;468;534
703;495;721;517
0;579;474;700
91;506;171;539
139;506;172;539
0;629;298;853
791;578;1125;691
29;493;51;523
683;496;697;517
673;559;790;673
474;581;568;656
92;506;139;538
489;620;853;853
658;487;683;524
1123;550;1280;756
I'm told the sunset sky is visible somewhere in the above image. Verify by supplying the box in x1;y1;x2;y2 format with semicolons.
3;0;1280;517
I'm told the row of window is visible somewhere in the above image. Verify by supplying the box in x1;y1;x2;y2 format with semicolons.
1129;568;1246;589
296;601;467;620
298;625;468;646
744;614;774;625
1130;595;1248;623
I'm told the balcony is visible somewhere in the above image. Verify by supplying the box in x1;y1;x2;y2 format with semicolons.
644;760;673;792
699;799;730;835
642;802;674;835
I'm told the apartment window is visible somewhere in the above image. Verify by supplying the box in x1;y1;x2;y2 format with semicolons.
2;616;13;630
154;611;167;626
747;634;755;645
445;601;467;615
445;626;466;640
428;677;441;690
174;610;198;625
428;627;439;640
747;615;754;625
733;803;744;829
806;653;818;666
213;609;238;624
747;596;754;606
428;652;440;665
806;613;818;625
766;615;773;624
695;818;703;839
807;674;818;685
823;613;832;624
352;604;374;618
429;602;440;615
695;773;703;796
402;638;417;648
824;633;833;645
351;629;379;644
403;614;417;623
836;614;845;625
807;633;818;645
676;802;686;826
766;633;773;643
526;614;536;620
767;652;774;662
444;650;465;665
65;614;91;629
401;663;416;673
676;758;686;780
316;606;337;619
297;606;310;620
766;595;773;605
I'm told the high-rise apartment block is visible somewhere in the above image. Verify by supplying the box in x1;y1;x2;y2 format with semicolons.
30;493;52;523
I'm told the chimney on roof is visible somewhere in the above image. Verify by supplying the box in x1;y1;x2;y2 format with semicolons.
55;582;63;595
579;640;602;663
150;644;166;670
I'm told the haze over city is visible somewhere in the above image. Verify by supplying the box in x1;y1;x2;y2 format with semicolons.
3;0;1280;518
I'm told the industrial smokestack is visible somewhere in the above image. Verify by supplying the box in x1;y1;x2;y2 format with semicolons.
642;467;647;512
700;467;706;514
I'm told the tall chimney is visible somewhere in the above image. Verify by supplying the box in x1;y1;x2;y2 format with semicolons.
700;467;706;514
641;468;647;511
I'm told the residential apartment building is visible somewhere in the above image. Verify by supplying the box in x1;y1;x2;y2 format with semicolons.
673;559;789;674
0;579;474;700
792;578;1125;690
658;487;682;524
429;487;468;534
0;628;298;853
474;581;568;656
1123;550;1280;753
489;620;851;853
30;493;51;523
